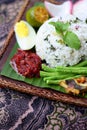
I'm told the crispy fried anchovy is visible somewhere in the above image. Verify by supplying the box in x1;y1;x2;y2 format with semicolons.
59;77;87;95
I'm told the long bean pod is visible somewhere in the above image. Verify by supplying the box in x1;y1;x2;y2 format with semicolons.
56;66;87;75
40;61;87;89
44;73;75;81
46;75;82;84
40;71;60;77
42;64;56;72
73;60;87;67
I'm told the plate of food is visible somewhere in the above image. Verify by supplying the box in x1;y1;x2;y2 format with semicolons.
0;0;87;107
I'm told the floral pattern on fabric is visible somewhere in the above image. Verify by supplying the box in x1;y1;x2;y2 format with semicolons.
0;0;87;130
0;88;87;130
0;88;54;130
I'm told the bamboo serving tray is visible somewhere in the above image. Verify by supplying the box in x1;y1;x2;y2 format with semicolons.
0;0;87;107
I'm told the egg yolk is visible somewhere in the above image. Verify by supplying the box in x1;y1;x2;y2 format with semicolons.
15;21;29;38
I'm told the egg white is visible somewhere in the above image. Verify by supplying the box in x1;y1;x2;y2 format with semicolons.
14;20;36;50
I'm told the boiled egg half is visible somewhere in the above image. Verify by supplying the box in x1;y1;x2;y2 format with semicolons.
14;20;36;50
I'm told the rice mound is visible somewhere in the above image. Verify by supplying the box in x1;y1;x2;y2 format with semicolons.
35;15;87;67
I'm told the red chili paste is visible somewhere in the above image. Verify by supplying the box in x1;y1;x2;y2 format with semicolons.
10;49;41;78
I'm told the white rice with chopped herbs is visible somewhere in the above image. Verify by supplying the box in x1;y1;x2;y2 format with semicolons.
35;15;87;67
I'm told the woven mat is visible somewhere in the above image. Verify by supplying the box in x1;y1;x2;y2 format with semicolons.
0;0;87;130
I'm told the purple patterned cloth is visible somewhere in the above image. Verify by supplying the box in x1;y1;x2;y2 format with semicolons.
0;0;87;130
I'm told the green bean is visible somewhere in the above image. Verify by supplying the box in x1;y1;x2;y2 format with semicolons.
73;60;87;67
44;74;75;81
56;66;87;75
42;64;56;72
41;63;87;86
40;71;60;77
46;75;82;85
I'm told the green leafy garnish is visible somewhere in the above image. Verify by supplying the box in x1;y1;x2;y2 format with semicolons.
63;31;81;50
50;21;69;35
49;21;81;50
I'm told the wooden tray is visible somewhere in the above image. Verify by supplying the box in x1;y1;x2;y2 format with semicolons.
0;0;87;107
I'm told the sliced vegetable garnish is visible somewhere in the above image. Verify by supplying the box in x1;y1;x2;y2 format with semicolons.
26;5;49;27
44;0;87;21
73;0;87;21
34;6;49;24
44;0;73;17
